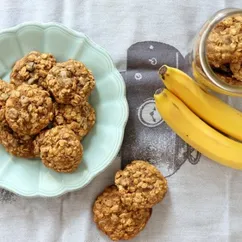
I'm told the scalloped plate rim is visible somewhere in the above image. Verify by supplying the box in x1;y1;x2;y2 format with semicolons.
0;22;129;197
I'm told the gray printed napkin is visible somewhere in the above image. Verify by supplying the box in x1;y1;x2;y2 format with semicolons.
121;41;201;177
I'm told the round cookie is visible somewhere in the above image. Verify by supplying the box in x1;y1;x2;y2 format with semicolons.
206;15;242;69
0;123;36;158
5;84;54;136
10;51;56;89
115;160;167;210
46;59;95;106
93;185;152;241
39;126;83;173
53;102;95;139
0;80;14;124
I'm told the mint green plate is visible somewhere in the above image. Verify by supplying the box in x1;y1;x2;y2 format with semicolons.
0;22;128;197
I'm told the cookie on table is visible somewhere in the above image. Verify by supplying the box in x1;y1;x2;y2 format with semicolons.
5;84;54;136
115;160;167;210
38;126;83;173
0;123;36;158
0;80;14;124
46;59;95;106
53;102;95;140
93;185;152;241
10;51;56;89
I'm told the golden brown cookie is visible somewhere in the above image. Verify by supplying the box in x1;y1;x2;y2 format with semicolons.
33;129;48;157
230;61;242;82
115;160;167;210
0;80;14;124
46;59;95;106
39;126;83;173
10;51;56;89
53;102;96;139
93;185;152;241
214;72;242;85
206;15;242;69
0;122;36;158
5;84;54;136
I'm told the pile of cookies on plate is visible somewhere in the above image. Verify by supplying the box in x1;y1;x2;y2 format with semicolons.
93;160;168;241
0;51;96;173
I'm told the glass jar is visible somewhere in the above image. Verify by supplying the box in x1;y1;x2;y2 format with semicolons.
188;8;242;96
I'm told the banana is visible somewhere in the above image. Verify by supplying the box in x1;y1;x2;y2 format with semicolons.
159;65;242;141
154;89;242;170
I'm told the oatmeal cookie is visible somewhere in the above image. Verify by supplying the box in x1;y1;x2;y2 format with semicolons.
230;61;242;81
215;72;242;85
93;185;152;241
0;123;36;158
206;15;242;69
39;126;83;173
10;51;56;89
115;160;167;210
53;102;95;139
46;60;95;105
0;80;14;124
33;129;48;157
5;84;54;136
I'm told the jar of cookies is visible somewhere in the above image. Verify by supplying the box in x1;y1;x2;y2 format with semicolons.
188;8;242;96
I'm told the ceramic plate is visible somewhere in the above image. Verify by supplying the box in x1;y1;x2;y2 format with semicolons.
0;22;128;197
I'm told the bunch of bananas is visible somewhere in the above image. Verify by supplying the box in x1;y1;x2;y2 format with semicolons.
154;65;242;170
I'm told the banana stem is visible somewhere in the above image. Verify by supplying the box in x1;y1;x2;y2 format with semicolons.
159;65;168;80
155;88;163;95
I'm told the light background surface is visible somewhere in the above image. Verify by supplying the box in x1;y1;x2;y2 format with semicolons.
1;1;242;241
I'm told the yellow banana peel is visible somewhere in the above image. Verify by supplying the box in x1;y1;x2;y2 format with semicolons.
159;65;242;141
154;89;242;170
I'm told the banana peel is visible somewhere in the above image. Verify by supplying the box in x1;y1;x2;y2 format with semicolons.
159;65;242;142
154;89;242;170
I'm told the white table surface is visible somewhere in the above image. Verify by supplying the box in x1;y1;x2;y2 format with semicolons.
0;1;242;241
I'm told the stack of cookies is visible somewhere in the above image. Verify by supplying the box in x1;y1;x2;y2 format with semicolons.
93;160;168;241
0;51;96;173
